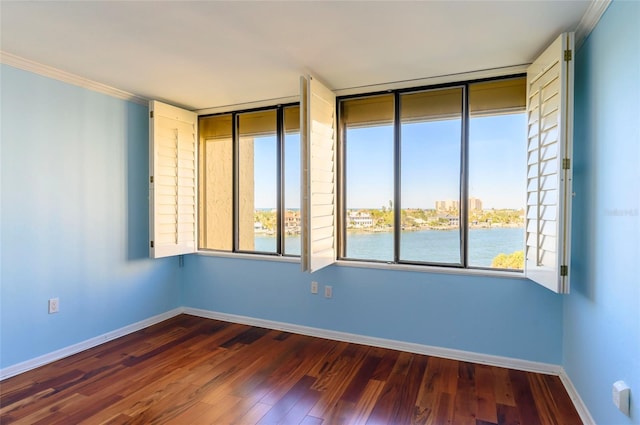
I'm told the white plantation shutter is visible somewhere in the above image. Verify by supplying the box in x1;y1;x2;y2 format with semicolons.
301;75;337;272
149;100;197;258
525;33;574;293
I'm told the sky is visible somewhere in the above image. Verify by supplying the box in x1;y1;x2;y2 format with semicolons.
252;132;300;209
252;113;526;210
344;112;526;210
468;113;527;210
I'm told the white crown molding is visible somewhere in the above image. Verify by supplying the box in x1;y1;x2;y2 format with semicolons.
0;308;184;381
559;368;597;425
184;307;561;376
0;51;149;106
575;0;612;49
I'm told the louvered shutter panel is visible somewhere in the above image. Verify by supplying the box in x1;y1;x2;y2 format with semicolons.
149;100;198;258
301;75;337;272
525;33;574;293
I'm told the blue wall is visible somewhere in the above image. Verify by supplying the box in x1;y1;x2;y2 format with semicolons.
0;65;181;369
182;255;563;364
566;1;640;424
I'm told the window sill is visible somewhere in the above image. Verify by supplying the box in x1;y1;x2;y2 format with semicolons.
334;260;526;279
195;250;525;279
195;250;300;263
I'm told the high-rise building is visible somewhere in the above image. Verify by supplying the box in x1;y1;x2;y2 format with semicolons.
469;197;483;211
435;200;459;211
435;198;483;211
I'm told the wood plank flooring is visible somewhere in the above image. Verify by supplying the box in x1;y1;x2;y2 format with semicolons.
0;314;582;424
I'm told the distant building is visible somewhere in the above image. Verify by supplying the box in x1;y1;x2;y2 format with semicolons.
436;198;483;211
469;197;483;211
435;200;459;211
442;214;459;227
347;211;373;228
284;210;301;233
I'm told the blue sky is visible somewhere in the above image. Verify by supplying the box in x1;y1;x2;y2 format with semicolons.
252;112;526;210
468;113;527;209
252;132;300;209
346;113;526;209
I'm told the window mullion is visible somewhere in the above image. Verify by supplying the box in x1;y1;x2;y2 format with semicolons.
337;102;346;259
393;92;401;264
276;107;284;255
232;112;239;252
461;85;470;267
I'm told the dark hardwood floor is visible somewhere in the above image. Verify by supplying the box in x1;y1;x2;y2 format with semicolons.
0;314;582;424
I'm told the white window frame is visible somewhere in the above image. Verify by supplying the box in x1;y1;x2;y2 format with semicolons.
524;32;574;293
149;100;198;259
300;75;338;273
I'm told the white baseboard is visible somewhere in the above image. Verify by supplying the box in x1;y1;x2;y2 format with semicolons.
1;305;594;425
559;368;596;425
188;308;597;422
0;307;184;380
184;307;562;376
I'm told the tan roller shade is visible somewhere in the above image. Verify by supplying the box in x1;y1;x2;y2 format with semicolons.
341;94;394;128
341;77;526;128
199;113;232;140
469;77;526;116
401;88;462;123
239;109;276;137
284;105;300;133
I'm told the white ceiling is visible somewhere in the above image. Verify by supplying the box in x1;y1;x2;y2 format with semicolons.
1;1;593;111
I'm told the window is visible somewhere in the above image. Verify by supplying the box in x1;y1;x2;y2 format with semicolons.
339;78;526;269
341;94;394;261
299;34;574;293
468;80;527;268
198;105;300;256
150;33;574;293
283;107;302;256
198;113;233;251
399;87;465;265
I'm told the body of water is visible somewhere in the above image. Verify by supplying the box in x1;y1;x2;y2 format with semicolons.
256;227;524;268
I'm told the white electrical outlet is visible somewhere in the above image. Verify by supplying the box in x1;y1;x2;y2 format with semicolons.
48;298;59;314
324;285;332;298
311;281;318;294
613;380;630;416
